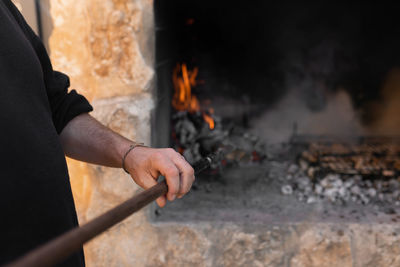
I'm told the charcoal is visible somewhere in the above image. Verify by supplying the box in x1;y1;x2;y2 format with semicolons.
367;188;377;198
297;192;305;201
324;188;338;202
281;155;400;207
281;185;293;195
344;179;354;188
315;184;323;195
299;159;309;171
351;185;361;196
306;195;317;204
172;105;266;175
287;163;299;174
338;187;347;198
360;194;370;204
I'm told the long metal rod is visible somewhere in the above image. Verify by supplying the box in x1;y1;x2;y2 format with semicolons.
5;154;218;267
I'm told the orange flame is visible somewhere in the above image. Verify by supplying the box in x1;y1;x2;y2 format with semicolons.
172;63;200;112
203;113;215;129
172;63;215;130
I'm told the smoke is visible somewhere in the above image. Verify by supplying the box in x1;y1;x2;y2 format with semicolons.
249;67;400;144
248;32;366;144
250;89;365;144
367;68;400;136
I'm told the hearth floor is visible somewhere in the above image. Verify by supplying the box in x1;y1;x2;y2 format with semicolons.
154;163;400;224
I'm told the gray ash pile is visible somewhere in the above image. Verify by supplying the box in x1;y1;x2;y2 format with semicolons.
280;138;400;211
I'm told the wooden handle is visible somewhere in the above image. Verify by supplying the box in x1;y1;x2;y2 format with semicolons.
6;153;219;267
6;181;168;267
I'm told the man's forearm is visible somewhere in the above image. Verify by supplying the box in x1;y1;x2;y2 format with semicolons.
59;112;195;207
59;113;132;168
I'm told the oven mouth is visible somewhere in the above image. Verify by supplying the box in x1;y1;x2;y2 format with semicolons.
152;0;400;224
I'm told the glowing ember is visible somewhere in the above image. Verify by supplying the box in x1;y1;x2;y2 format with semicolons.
203;113;215;129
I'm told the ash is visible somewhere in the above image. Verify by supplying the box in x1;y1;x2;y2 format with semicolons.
172;108;400;215
280;162;400;213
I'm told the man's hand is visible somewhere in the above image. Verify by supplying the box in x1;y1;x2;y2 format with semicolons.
123;147;195;207
60;113;195;207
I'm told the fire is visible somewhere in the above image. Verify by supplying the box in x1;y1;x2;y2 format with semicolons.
172;63;199;112
172;63;215;130
203;113;215;129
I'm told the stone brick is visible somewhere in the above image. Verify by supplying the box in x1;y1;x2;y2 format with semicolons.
290;226;352;267
49;0;154;101
69;93;154;221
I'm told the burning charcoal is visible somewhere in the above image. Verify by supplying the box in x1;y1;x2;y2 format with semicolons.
175;116;197;145
281;185;293;195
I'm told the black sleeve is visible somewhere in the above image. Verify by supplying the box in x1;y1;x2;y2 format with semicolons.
5;0;93;134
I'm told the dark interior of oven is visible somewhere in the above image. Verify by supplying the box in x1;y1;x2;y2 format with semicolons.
152;1;400;223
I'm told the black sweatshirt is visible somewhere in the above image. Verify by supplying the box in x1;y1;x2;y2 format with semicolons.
0;1;93;266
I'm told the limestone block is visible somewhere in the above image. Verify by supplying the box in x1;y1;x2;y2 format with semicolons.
64;93;154;266
350;224;400;267
84;211;158;267
290;226;352;267
49;0;155;100
150;225;211;267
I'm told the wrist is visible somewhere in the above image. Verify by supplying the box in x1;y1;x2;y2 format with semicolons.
122;142;145;174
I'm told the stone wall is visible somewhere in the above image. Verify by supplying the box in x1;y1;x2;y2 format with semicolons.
47;1;400;266
48;0;155;265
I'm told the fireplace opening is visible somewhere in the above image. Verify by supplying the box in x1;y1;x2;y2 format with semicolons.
153;0;400;223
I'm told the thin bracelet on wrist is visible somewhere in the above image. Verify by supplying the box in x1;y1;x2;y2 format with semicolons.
122;142;145;174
